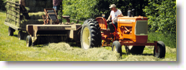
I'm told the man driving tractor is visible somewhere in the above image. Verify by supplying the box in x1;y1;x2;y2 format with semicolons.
106;4;123;32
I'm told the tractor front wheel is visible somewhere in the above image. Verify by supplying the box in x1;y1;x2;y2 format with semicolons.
112;41;122;56
154;41;166;58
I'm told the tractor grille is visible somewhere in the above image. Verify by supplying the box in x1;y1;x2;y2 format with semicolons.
135;20;148;35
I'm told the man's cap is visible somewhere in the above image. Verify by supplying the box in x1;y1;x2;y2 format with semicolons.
109;4;116;9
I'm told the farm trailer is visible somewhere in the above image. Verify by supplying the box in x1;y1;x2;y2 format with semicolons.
4;1;82;46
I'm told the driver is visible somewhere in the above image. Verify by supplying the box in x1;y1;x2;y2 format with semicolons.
106;4;123;29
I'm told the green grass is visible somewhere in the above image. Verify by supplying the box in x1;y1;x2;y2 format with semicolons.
148;32;176;48
0;11;176;61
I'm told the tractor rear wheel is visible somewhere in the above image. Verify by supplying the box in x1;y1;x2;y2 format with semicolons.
112;41;122;56
154;41;166;58
80;19;101;49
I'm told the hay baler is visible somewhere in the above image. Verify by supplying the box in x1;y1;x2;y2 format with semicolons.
26;8;82;46
4;1;82;47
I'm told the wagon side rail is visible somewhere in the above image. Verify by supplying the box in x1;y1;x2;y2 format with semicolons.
5;1;20;30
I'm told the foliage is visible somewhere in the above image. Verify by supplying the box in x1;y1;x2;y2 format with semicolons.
143;0;176;48
148;32;176;48
62;0;98;20
62;0;148;20
143;0;176;34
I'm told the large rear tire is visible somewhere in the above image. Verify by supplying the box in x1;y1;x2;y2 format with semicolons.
80;19;101;49
154;41;166;58
112;41;122;56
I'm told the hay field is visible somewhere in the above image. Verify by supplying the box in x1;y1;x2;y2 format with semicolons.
0;11;177;61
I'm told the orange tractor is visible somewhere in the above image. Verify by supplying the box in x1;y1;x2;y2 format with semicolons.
80;11;166;58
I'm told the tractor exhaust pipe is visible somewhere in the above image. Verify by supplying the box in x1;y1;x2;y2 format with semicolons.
128;9;135;17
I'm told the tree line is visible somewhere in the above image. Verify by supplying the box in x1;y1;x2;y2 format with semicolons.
62;0;176;35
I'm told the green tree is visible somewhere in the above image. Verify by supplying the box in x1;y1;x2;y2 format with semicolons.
62;0;98;20
62;0;148;20
143;0;176;34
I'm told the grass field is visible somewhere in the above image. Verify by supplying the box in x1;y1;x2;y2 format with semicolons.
0;11;177;61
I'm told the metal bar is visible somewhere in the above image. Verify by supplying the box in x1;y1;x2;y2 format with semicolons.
7;13;19;18
37;34;67;36
7;17;18;23
9;9;19;13
4;22;19;30
8;5;20;9
121;42;157;46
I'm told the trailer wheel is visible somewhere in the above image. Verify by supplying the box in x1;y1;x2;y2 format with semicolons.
128;46;145;54
112;41;122;56
8;27;14;36
154;41;166;58
80;19;101;49
18;31;24;40
26;35;32;47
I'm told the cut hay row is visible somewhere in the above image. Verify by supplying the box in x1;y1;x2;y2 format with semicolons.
45;43;120;61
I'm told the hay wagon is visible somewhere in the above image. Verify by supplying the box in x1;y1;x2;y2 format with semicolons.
4;0;82;46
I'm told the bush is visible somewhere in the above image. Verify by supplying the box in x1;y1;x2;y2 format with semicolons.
143;0;176;34
143;0;176;48
148;32;176;48
62;0;148;20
